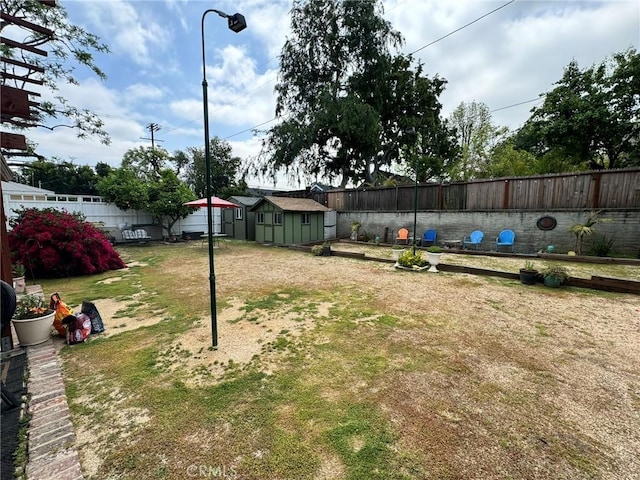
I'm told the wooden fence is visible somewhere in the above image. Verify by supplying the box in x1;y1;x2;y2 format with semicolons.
280;168;640;212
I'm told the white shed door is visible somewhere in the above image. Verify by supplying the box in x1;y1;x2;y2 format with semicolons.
324;210;337;240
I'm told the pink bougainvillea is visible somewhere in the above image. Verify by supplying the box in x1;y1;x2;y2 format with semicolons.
8;208;126;277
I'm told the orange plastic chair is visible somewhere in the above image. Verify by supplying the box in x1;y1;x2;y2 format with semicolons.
396;228;409;244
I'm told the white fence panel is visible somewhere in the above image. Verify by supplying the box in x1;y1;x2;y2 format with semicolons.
2;182;221;240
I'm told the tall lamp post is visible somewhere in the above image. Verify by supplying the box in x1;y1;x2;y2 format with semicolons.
201;8;246;349
412;159;419;255
405;127;419;255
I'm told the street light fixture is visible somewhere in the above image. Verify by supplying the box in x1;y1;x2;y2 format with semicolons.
201;8;246;349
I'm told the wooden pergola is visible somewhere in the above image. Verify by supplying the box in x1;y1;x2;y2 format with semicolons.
1;0;57;350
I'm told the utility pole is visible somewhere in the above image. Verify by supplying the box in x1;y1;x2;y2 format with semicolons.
141;123;163;150
141;123;164;173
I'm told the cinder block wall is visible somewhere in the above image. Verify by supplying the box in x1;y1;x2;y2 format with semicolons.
338;210;640;256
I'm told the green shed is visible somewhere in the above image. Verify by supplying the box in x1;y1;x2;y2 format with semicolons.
221;196;260;241
250;196;331;245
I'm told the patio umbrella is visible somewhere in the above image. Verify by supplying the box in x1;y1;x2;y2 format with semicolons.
183;196;238;208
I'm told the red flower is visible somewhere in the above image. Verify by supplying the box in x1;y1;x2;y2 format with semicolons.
8;208;126;277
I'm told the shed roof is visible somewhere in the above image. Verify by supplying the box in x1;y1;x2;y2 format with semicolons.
1;181;55;195
229;195;261;207
250;196;331;212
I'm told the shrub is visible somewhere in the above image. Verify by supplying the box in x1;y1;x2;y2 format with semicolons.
568;210;611;255
8;208;126;277
12;262;25;277
588;234;615;257
398;250;427;268
540;263;570;282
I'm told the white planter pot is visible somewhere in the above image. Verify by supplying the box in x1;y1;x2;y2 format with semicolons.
426;252;443;272
12;276;26;294
391;249;405;261
12;311;55;346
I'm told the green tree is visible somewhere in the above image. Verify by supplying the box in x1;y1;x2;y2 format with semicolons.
146;170;196;238
515;48;640;171
0;0;110;148
484;137;537;178
356;56;458;184
98;146;198;238
568;210;611;256
180;138;247;198
97;168;148;211
448;101;508;180
122;146;173;179
256;0;455;187
73;164;100;195
14;158;101;195
95;162;113;178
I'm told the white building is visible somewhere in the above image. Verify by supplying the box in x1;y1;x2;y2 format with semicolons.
2;181;218;241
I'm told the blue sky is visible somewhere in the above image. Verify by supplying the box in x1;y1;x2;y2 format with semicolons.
21;0;640;189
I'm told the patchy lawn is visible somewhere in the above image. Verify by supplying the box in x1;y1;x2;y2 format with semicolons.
45;241;640;480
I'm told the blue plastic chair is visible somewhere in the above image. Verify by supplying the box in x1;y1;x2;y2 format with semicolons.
462;230;484;250
420;229;437;247
496;229;516;252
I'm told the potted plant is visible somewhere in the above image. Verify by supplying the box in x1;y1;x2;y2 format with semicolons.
391;244;406;263
12;263;26;294
396;250;428;271
350;221;361;241
540;263;570;288
425;246;444;273
311;245;324;256
519;260;538;285
322;241;331;256
12;294;55;346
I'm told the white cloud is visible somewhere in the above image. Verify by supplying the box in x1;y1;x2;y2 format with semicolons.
124;84;165;102
169;99;202;122
82;0;170;67
170;42;277;130
15;0;638;191
387;0;640;130
28;79;146;167
240;0;291;62
165;0;190;32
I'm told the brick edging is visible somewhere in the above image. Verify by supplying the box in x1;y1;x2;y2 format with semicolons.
25;340;84;480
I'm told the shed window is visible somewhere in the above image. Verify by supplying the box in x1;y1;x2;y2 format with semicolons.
235;208;243;220
274;212;283;225
257;212;264;224
301;213;310;225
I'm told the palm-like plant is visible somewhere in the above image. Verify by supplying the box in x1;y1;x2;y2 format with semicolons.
569;210;610;255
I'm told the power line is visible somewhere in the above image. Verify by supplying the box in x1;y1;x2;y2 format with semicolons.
52;0;519;145
32;0;535;153
490;96;543;113
161;0;519;138
140;122;164;149
222;117;278;140
220;1;520;140
161;74;279;136
409;0;516;56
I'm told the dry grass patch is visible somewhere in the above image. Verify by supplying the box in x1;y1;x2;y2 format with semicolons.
57;242;640;480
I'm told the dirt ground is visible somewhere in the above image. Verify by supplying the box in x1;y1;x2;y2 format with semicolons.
68;244;638;375
62;243;640;479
